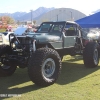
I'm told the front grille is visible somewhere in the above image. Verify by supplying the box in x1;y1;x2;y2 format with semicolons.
18;37;32;44
16;37;32;51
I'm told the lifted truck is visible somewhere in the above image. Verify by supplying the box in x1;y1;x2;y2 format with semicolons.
0;21;99;86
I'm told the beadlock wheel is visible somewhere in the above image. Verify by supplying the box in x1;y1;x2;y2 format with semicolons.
42;58;56;78
0;45;16;77
28;48;62;86
83;42;99;68
93;49;98;65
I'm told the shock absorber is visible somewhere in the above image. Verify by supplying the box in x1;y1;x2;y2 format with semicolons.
33;40;36;52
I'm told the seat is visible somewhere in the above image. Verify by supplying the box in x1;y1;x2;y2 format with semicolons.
52;26;60;32
66;30;76;36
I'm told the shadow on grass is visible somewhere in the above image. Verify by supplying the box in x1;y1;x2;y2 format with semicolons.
62;55;83;62
0;55;100;96
0;68;42;95
57;57;100;85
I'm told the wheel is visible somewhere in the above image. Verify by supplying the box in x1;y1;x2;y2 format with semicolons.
83;42;99;68
28;48;62;87
0;45;17;77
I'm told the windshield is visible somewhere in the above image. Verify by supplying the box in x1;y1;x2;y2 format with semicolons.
14;27;27;35
14;27;34;35
36;22;65;33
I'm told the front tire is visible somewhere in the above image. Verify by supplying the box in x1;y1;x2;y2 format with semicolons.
0;45;17;77
83;42;99;68
28;48;62;87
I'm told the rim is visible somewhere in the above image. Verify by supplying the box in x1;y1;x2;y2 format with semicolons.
93;49;98;65
42;58;56;78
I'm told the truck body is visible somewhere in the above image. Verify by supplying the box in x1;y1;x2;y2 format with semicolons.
0;21;99;87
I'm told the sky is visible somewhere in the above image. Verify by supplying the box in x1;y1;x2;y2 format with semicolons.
0;0;100;15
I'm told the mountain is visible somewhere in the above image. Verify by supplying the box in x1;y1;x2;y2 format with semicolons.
11;12;27;20
0;7;86;24
18;7;55;21
0;7;55;21
0;12;27;19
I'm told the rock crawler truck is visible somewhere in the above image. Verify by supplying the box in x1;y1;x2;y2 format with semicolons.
0;21;99;87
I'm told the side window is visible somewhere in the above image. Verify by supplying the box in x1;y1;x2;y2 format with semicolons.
50;24;63;33
64;24;77;36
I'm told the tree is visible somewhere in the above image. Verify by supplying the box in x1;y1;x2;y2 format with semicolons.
0;16;15;24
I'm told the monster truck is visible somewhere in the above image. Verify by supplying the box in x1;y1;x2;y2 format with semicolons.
0;21;99;86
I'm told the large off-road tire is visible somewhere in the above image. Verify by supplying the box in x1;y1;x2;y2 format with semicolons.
28;48;62;87
0;45;17;77
83;42;99;68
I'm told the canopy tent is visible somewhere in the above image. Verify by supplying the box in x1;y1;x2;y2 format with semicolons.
75;12;100;28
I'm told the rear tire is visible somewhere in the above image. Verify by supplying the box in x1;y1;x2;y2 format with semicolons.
28;48;62;87
0;45;16;77
83;42;99;68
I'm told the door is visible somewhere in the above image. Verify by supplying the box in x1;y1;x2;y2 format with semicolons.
63;31;77;48
63;24;77;48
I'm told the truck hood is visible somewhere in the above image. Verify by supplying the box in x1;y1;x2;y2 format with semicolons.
16;32;61;43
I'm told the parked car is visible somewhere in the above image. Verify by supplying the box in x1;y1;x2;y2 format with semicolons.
0;27;34;45
2;31;14;42
87;30;100;41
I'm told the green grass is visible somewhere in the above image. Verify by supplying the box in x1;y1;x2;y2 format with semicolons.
0;55;100;100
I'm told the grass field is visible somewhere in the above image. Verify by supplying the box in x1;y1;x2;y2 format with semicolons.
0;55;100;100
